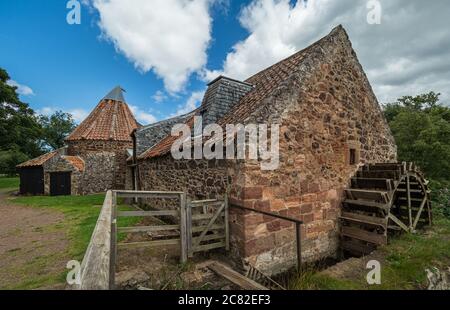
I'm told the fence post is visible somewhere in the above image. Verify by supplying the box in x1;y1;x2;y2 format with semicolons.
295;222;302;273
179;193;188;263
224;195;230;251
186;199;193;258
110;190;117;289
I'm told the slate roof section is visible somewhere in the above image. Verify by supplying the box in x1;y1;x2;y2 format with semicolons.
138;25;346;160
66;87;139;142
200;76;254;126
103;86;126;103
16;151;58;168
135;111;196;157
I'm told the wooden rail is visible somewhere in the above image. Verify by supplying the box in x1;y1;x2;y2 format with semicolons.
75;190;115;290
75;191;229;290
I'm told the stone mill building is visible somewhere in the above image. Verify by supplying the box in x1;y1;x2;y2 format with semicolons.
17;25;398;274
17;86;139;196
128;25;397;273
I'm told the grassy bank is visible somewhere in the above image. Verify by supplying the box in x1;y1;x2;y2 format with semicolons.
6;194;140;289
288;216;450;290
0;176;19;189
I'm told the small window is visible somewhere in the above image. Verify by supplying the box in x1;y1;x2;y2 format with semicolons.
349;148;357;165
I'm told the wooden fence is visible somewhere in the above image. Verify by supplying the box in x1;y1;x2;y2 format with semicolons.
75;190;228;290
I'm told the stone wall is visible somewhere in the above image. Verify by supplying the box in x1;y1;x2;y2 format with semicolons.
43;155;82;195
227;28;397;274
79;152;116;195
67;140;132;190
135;28;397;275
136;154;229;209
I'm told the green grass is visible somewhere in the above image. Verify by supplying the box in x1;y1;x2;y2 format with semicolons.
6;194;141;289
0;176;19;189
288;216;450;290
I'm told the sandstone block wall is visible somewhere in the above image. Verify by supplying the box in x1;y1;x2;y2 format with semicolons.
226;28;397;274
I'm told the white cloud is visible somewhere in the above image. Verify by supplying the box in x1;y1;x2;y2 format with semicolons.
205;0;450;104
7;80;34;96
91;0;213;94
171;90;205;117
152;90;167;104
37;107;89;123
129;105;158;125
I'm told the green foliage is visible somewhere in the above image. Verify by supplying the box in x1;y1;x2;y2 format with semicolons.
0;149;29;176
0;68;79;174
383;92;450;184
39;111;76;150
0;68;43;160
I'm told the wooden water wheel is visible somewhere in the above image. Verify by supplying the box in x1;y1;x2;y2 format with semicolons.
340;162;432;256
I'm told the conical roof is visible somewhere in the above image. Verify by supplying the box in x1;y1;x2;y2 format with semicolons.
66;86;139;142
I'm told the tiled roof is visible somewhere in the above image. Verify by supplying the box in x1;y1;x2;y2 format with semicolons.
17;151;57;168
63;156;85;172
138;25;345;160
66;87;139;142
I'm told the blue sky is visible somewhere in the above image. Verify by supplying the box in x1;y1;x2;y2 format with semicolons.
0;0;252;123
1;0;449;124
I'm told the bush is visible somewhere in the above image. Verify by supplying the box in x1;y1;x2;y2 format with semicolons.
0;149;29;176
429;180;450;219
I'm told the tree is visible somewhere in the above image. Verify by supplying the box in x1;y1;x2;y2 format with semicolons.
383;92;450;185
39;111;76;150
0;68;43;174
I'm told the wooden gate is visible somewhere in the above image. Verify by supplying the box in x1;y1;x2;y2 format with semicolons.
185;198;229;257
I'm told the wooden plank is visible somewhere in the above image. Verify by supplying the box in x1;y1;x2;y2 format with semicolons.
192;233;225;243
351;178;392;190
118;210;178;217
194;203;225;247
192;213;218;221
342;240;375;256
388;213;409;232
344;199;389;210
208;261;268;290
191;224;224;233
110;191;117;289
116;193;181;199
187;202;193;258
179;193;188;263
193;241;226;253
76;191;113;290
345;189;388;202
341;226;387;245
357;170;399;180
340;212;387;227
224;195;230;251
190;199;218;204
117;239;180;249
118;225;179;233
412;197;428;229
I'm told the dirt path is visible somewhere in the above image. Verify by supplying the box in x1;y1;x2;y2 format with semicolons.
0;189;69;289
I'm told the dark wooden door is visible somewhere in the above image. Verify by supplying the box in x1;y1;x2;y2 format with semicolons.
19;167;44;195
50;172;71;196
